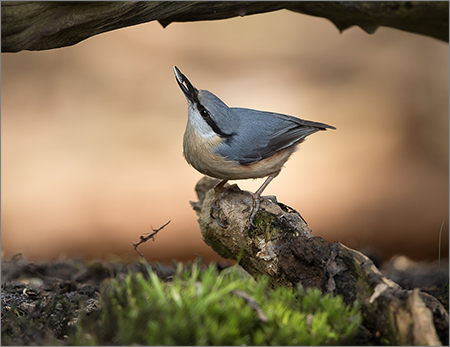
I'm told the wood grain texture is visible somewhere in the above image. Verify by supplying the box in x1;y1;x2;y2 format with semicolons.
2;1;448;52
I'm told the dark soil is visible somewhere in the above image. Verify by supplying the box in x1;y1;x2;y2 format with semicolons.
1;254;448;345
1;256;173;345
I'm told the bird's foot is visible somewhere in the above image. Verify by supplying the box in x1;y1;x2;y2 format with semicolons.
248;194;279;228
210;198;228;228
209;179;230;228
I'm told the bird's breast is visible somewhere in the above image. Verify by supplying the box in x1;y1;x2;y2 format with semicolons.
183;125;297;180
183;126;229;178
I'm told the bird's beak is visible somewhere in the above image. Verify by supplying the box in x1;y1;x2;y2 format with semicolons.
174;66;198;103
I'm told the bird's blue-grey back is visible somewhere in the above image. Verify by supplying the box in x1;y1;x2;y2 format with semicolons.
216;108;333;165
197;89;335;166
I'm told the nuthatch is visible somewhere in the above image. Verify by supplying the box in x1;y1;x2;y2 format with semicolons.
174;66;335;228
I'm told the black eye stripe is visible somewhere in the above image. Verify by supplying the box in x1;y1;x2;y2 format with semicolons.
196;103;233;139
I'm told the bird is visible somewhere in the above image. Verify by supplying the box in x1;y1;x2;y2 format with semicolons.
174;66;335;228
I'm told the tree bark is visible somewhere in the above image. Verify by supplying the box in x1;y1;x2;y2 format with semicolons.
2;1;448;53
191;176;448;345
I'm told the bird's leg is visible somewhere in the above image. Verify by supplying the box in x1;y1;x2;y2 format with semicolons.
210;179;228;228
211;179;228;210
249;173;279;228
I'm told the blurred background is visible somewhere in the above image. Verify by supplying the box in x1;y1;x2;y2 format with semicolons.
2;10;448;264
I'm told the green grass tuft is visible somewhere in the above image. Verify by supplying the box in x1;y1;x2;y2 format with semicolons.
74;261;362;345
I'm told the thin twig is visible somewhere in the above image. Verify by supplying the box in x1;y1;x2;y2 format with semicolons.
133;220;171;264
232;289;268;322
194;253;209;267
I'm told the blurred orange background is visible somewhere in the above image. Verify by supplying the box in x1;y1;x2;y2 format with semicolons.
2;10;448;264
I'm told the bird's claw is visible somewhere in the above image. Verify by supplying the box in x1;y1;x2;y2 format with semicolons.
210;196;228;228
209;178;278;229
216;216;228;229
248;194;261;229
248;194;278;229
210;200;221;214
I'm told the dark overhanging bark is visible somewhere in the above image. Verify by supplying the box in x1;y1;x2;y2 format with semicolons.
191;176;449;346
2;1;448;53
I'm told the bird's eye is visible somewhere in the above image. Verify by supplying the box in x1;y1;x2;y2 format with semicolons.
200;108;209;118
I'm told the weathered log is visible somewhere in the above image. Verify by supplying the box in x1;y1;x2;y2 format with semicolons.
191;176;448;345
2;1;448;53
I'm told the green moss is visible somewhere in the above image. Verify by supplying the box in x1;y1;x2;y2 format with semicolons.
249;211;281;238
74;261;362;345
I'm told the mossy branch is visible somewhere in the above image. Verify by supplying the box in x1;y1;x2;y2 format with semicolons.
191;176;448;345
2;1;448;52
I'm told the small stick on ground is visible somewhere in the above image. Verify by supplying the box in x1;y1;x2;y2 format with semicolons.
194;253;209;267
232;289;268;322
133;220;171;264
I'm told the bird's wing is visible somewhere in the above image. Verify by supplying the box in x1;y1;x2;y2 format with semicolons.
216;108;334;165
